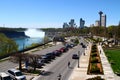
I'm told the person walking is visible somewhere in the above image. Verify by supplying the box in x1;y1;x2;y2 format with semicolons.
68;61;70;68
57;73;62;80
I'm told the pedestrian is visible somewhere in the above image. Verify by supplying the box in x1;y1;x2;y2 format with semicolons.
83;52;85;56
100;50;101;54
68;61;70;67
57;73;62;80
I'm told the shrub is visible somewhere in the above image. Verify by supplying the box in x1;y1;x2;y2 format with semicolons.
90;64;100;73
87;76;104;80
91;57;99;63
91;52;97;57
92;49;97;53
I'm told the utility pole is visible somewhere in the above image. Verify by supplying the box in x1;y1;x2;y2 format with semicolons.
78;51;80;68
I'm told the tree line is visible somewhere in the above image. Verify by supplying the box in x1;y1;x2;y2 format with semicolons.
40;25;120;40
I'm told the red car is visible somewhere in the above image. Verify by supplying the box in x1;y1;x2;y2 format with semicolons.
59;47;68;53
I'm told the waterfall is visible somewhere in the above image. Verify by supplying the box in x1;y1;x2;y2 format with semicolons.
25;28;45;38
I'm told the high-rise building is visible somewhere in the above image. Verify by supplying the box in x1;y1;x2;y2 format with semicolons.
80;18;85;28
101;15;106;27
118;21;120;26
69;19;75;27
63;22;69;28
95;20;100;26
99;11;103;27
98;11;106;27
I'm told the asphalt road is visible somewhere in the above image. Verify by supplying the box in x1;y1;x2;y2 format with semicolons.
36;44;85;80
0;43;64;73
0;37;87;80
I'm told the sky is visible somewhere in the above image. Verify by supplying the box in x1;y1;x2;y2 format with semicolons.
0;0;120;28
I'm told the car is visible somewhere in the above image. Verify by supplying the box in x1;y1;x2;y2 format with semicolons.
65;44;73;49
35;58;45;68
41;55;51;62
59;47;68;53
8;69;26;80
46;53;55;59
53;50;62;56
82;45;86;48
72;54;79;59
0;72;12;80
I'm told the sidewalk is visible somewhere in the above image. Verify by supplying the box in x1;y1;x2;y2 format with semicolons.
98;45;115;80
69;43;116;80
68;42;92;80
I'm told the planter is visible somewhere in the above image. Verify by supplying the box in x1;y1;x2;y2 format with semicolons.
87;44;104;75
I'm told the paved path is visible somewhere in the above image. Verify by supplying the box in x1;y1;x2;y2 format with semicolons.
68;42;120;80
98;45;120;80
68;42;92;80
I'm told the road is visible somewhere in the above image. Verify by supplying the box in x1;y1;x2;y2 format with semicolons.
0;43;64;73
0;37;87;80
36;44;85;80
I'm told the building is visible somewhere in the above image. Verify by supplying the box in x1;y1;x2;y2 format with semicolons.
95;20;100;26
90;24;94;27
98;11;106;27
118;21;120;26
63;22;69;28
101;14;106;27
80;18;85;28
69;19;75;27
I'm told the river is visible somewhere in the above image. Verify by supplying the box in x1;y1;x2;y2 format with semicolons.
13;28;45;50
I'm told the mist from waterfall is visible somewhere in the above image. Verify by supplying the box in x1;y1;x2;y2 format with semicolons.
25;28;45;38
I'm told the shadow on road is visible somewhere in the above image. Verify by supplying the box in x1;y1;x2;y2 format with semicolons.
40;70;53;76
69;66;74;69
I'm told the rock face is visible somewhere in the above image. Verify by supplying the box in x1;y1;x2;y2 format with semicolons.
0;30;29;38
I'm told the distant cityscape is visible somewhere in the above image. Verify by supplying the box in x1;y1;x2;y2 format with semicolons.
63;11;107;28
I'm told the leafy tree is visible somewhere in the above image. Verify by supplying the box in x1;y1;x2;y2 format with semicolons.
0;33;18;57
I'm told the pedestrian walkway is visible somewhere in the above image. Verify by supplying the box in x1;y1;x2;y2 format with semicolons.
98;45;115;80
69;42;117;80
68;42;92;80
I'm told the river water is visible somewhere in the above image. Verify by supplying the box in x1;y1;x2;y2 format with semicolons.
13;28;45;50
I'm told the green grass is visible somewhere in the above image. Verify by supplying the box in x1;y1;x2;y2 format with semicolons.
105;49;120;73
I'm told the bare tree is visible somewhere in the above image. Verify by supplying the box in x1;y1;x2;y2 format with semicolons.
27;54;41;71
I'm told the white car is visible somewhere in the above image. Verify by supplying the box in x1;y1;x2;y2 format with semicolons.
0;72;12;80
8;69;26;80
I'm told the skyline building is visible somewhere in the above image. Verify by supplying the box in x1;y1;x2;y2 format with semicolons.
101;14;106;27
63;22;69;28
69;19;75;27
99;11;103;27
93;11;107;27
95;20;100;26
80;18;85;28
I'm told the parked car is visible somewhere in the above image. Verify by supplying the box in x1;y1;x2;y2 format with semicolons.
72;54;79;59
8;69;26;80
46;53;55;59
53;50;62;56
35;58;45;68
41;55;51;62
59;47;68;53
0;72;12;80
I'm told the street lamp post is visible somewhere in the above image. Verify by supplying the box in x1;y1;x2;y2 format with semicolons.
78;51;80;68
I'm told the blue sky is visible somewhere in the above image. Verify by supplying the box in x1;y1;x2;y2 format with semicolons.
0;0;120;28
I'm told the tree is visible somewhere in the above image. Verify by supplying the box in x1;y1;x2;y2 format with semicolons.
27;54;41;71
11;53;27;70
0;33;18;57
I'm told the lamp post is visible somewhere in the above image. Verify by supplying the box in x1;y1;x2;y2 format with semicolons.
78;51;80;68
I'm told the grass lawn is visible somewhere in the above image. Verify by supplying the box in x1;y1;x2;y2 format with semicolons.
105;49;120;73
